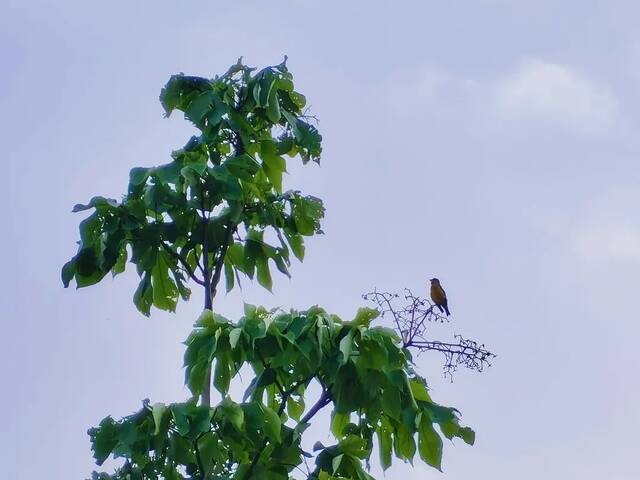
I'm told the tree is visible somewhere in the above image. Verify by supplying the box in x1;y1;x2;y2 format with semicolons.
62;58;494;480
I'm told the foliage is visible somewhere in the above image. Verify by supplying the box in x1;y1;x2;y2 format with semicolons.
62;59;487;480
86;306;475;479
62;57;324;315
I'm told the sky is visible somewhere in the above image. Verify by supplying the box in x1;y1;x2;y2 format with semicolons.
2;0;640;478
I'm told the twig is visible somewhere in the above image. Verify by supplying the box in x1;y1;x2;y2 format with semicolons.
161;242;206;286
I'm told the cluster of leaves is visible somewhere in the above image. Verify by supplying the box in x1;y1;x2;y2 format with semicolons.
61;57;324;315
88;306;475;479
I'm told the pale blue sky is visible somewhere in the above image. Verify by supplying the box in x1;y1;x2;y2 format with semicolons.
2;1;640;478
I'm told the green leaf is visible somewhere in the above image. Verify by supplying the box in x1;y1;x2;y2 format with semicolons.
256;253;273;291
220;398;244;431
88;417;119;465
61;259;75;287
339;435;367;458
266;88;281;123
258;71;276;107
229;327;243;349
260;141;286;194
152;403;167;435
339;331;354;365
72;196;118;213
224;260;235;293
185;91;213;126
291;195;324;235
395;421;416;463
151;256;179;312
418;412;443;471
111;246;128;277
351;307;379;327
284;231;305;261
214;354;231;394
458;426;475;445
331;411;350;438
286;396;305;421
409;378;432;403
133;272;153;316
332;453;344;473
129;167;150;187
195;309;215;328
377;422;393;470
225;154;260;181
262;405;282;443
197;432;219;476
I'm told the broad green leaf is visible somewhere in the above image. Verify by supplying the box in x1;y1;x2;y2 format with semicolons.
284;231;305;260
258;71;276;107
256;254;273;291
286;396;304;421
72;196;118;213
458;426;475;445
262;405;282;443
129;167;150;187
195;309;214;327
409;378;432;403
225;154;260;181
61;259;75;287
214;354;231;394
291;195;324;235
220;398;244;431
377;422;393;470
229;327;242;349
266;88;281;123
339;330;354;365
351;307;379;327
332;453;344;473
133;272;153;316
197;432;219;475
111;247;127;277
418;412;443;470
339;435;367;458
152;403;167;435
260;141;286;194
185;91;213;126
88;417;119;465
151;257;179;312
224;259;235;293
331;411;350;438
395;421;416;463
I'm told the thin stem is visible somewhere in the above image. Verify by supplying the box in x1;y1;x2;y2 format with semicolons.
201;220;237;407
193;439;205;480
160;242;206;286
201;206;213;407
210;222;236;300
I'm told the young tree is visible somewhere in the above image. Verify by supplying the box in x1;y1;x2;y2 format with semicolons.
63;58;493;480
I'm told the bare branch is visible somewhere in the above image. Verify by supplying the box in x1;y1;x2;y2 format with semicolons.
363;288;496;379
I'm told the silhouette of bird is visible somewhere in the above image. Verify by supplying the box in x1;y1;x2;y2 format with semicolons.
429;278;450;316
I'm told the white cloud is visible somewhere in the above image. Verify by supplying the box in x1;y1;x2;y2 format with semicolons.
495;59;619;133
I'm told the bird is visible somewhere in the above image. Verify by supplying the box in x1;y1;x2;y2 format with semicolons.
429;278;450;316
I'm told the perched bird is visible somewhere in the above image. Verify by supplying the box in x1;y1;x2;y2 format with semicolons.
430;278;450;316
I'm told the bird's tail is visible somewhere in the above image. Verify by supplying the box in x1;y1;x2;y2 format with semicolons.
444;304;451;316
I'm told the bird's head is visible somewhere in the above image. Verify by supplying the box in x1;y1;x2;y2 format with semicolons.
430;278;440;284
